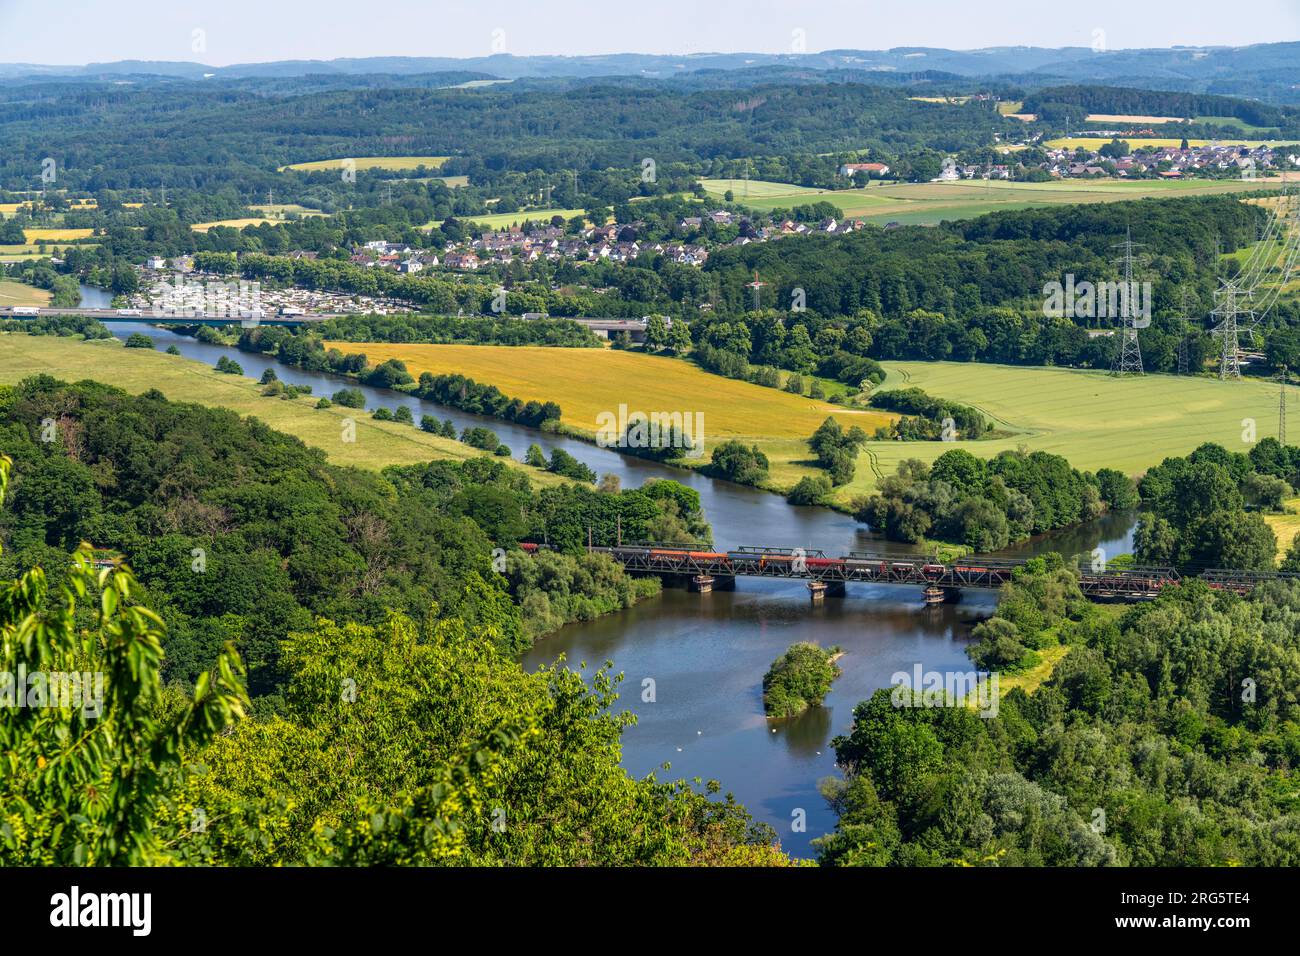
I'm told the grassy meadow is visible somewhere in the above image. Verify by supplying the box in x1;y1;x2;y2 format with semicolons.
425;206;591;231
0;280;50;306
1264;498;1300;559
836;361;1283;503
699;177;1284;227
0;334;565;483
0;279;50;307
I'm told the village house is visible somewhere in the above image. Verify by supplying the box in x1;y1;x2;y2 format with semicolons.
839;162;891;178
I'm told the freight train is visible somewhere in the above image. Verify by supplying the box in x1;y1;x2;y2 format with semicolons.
515;542;1192;595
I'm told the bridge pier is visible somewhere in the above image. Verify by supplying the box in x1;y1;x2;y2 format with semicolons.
688;574;734;593
922;586;961;606
808;580;845;603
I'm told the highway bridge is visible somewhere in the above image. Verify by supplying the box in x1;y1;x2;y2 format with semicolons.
523;543;1287;604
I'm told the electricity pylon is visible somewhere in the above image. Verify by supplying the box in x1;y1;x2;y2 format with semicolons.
1210;279;1256;380
1111;227;1145;376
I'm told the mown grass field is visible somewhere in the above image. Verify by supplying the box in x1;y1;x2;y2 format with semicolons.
425;206;590;231
0;279;50;307
827;361;1285;504
323;342;892;457
0;334;564;483
280;156;450;173
699;177;1284;227
0;244;92;262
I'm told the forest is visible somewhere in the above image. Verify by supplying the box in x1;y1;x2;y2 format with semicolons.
0;376;705;698
1134;442;1291;572
818;557;1300;866
0;466;782;865
0;76;1016;195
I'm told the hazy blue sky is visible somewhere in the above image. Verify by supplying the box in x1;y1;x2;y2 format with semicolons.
2;0;1297;65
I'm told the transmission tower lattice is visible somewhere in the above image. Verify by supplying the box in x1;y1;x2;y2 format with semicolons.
1280;365;1289;446
1173;287;1198;375
1210;279;1257;381
1111;228;1145;376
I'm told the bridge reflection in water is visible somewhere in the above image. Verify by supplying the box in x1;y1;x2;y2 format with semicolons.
522;543;1281;604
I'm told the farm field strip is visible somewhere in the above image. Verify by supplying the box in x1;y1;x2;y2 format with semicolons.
1046;136;1296;150
700;176;1285;226
321;342;892;445
280;156;450;173
0;334;564;483
22;228;94;241
424;207;591;231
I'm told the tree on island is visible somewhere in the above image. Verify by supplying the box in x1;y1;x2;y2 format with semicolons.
762;642;842;718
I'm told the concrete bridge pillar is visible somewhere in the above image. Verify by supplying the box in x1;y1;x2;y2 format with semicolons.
691;575;714;593
808;581;827;604
923;586;961;606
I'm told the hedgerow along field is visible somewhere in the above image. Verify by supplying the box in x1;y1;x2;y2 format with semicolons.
699;176;1286;226
0;334;566;483
321;341;891;473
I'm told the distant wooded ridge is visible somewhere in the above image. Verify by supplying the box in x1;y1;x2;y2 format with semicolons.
1;41;1298;103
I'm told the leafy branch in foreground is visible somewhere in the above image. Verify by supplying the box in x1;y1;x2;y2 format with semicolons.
0;453;247;865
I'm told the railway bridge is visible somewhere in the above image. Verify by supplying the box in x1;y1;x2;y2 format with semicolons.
522;543;1284;605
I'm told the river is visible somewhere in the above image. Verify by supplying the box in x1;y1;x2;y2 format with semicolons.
101;300;1137;858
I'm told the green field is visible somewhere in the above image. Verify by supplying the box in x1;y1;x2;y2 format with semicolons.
280;156;450;173
1264;497;1300;559
699;177;1285;227
0;279;50;307
425;207;591;231
0;334;565;483
821;361;1284;505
